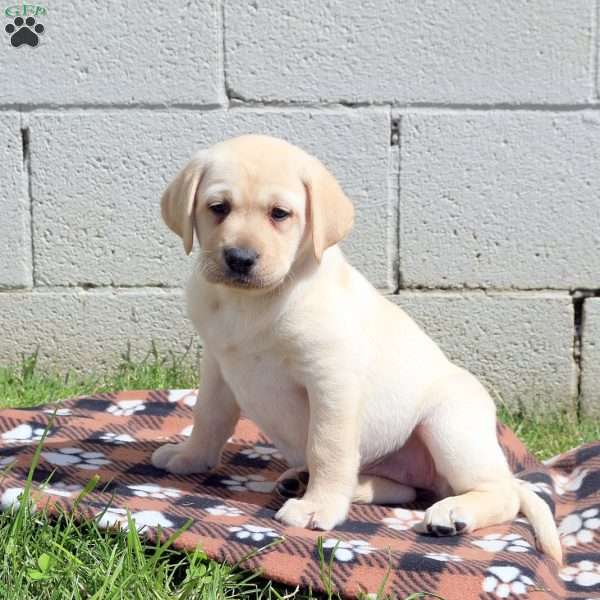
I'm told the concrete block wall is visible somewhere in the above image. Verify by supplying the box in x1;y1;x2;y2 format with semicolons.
0;1;598;415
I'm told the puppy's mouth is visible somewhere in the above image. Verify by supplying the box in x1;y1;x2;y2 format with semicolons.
222;272;263;288
203;266;279;290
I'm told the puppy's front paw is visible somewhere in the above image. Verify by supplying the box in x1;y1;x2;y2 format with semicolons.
151;442;215;475
275;496;350;530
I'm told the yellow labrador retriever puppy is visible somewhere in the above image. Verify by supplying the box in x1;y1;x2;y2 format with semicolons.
152;134;561;563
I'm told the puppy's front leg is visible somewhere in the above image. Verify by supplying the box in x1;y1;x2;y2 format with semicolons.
152;352;240;474
275;382;360;530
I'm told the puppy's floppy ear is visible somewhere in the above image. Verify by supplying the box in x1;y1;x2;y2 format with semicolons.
161;151;209;255
302;157;354;261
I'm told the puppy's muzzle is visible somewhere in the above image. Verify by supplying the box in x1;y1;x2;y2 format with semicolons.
223;247;259;276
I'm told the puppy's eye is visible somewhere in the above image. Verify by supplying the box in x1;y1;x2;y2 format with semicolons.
271;207;291;222
208;202;231;218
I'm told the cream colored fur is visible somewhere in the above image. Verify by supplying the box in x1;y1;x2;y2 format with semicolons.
151;135;562;563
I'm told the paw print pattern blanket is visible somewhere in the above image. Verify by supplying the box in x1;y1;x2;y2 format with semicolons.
0;390;598;599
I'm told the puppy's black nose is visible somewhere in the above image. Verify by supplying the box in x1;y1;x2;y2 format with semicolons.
224;247;258;275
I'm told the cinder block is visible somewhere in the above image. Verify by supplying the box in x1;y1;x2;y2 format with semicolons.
0;289;196;372
0;2;221;105
0;113;31;288
390;292;576;412
225;0;592;104
597;1;600;100
30;109;391;289
581;297;600;416
400;112;600;289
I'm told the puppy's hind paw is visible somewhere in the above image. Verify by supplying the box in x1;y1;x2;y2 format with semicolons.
420;497;473;536
275;468;309;499
151;442;214;475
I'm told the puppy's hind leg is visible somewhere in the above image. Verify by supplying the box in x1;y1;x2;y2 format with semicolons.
353;475;416;505
275;467;310;499
418;369;562;563
276;467;416;505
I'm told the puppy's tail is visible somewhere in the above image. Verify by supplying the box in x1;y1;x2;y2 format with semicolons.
515;481;562;564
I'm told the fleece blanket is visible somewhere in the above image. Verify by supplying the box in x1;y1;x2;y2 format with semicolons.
0;390;598;599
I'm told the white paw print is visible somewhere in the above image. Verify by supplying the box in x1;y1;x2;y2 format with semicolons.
127;483;182;500
381;508;425;531
99;432;136;444
240;445;282;461
168;389;198;407
521;480;553;497
42;447;111;470
472;533;532;553
559;507;599;547
1;486;26;510
560;560;600;588
424;552;463;562
206;504;244;517
0;454;16;467
228;524;281;543
96;508;174;533
482;565;536;598
552;467;589;495
96;507;128;529
43;407;72;417
107;400;146;417
322;538;375;562
42;482;84;498
1;423;46;444
221;474;275;493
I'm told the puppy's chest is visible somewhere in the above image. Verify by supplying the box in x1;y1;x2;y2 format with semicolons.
217;346;308;458
197;302;306;418
219;348;301;404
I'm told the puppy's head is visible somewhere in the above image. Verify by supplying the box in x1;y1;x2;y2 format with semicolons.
161;134;354;291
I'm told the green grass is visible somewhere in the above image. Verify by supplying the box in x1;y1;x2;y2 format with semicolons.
0;350;597;599
0;345;200;411
0;433;317;600
499;407;599;461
